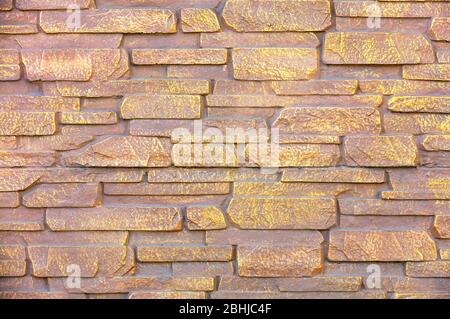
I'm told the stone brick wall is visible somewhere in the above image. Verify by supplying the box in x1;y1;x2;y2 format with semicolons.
0;0;449;299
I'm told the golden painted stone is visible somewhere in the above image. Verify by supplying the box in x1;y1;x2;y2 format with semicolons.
276;144;340;167
278;135;340;144
0;245;26;277
339;199;449;216
46;207;182;231
0;65;20;81
0;96;79;112
384;113;450;134
232;48;318;80
181;8;220;33
28;246;134;277
62;136;171;167
429;18;450;41
56;79;210;97
278;276;362;292
186;206;227;230
227;197;336;229
433;215;450;239
0;169;40;191
201;32;319;48
237;244;322;277
137;245;232;262
222;0;331;32
335;1;449;18
282;168;385;183
360;80;450;95
132;49;227;65
0;136;16;149
272;80;357;95
20;135;93;151
60;112;117;125
273;107;381;136
0;112;56;136
104;182;230;195
388;96;450;113
403;64;450;81
23;183;100;208
40;9;177;33
0;151;55;167
329;230;437;261
393;293;450;299
406;261;450;278
344;135;418;167
16;0;92;10
130;292;206;299
323;32;434;64
121;95;201;119
422;135;450;151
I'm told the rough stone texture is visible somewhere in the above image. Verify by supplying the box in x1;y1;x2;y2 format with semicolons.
1;0;449;300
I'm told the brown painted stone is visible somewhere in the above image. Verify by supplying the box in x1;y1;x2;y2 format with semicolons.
130;292;206;299
20;135;94;151
360;80;450;95
0;96;79;112
344;135;418;167
282;168;385;183
0;245;26;277
60;112;117;125
388;96;450;113
56;79;210;97
403;64;450;81
433;215;450;239
276;144;340;167
173;262;233;277
323;32;434;64
23;183;100;208
429;18;450;41
0;169;40;191
273;107;381;136
272;80;357;95
40;9;177;34
339;199;449;216
393;293;450;299
46;207;182;231
0;151;55;167
0;65;20;81
132;49;227;65
28;246;134;277
181;8;220;33
278;276;362;292
422;135;450;151
384;113;450;135
0;136;16;149
237;244;322;277
0;112;56;136
186;206;227;230
137;245;232;262
222;0;331;32
62;136;172;167
232;48;318;80
121;95;202;119
406;261;450;278
16;0;92;10
104;182;230;195
227;197;336;229
329;230;437;261
0;192;19;208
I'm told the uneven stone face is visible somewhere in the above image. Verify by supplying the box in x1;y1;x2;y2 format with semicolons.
181;8;220;33
137;245;233;262
237;244;323;277
0;112;56;136
344;135;419;167
433;216;450;239
272;80;357;95
0;169;40;191
403;64;450;81
422;135;450;151
23;183;100;208
186;206;227;230
132;49;227;65
46;207;182;231
222;0;331;32
0;245;26;277
273;107;381;136
388;96;450;113
40;9;177;33
227;197;336;229
60;112;118;125
328;230;437;261
277;276;362;292
406;261;450;278
232;48;318;80
384;113;450;135
62;136;172;167
16;0;92;10
282;168;385;183
323;32;434;64
428;18;450;41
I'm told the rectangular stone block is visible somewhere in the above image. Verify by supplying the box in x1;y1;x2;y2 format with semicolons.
422;135;450;151
40;9;177;34
0;112;56;136
272;80;357;95
237;244;322;277
406;261;450;278
227;197;336;230
329;230;437;261
433;215;450;239
232;48;318;80
132;49;227;65
344;135;418;167
137;245;232;262
282;168;385;183
384;113;450;135
0;96;79;112
323;32;434;64
429;18;450;41
403;64;450;81
60;112;118;125
46;207;182;231
104;182;230;195
388;96;450;113
16;0;92;10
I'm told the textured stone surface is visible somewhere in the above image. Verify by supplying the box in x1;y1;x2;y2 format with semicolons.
329;231;437;261
1;0;449;299
232;48;318;80
227;197;336;230
344;135;418;167
323;32;434;64
222;0;331;32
